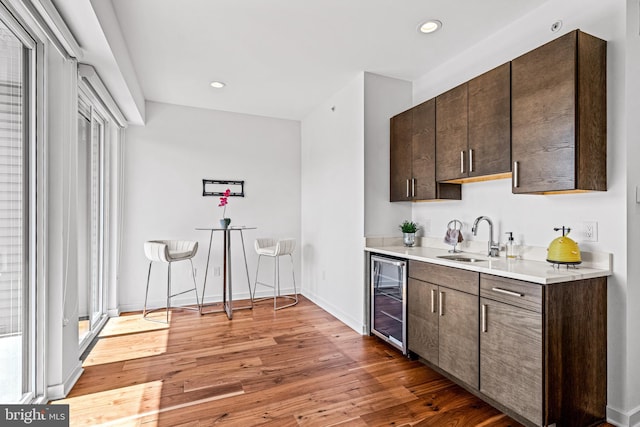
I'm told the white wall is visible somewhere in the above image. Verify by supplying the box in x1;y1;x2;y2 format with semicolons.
407;0;635;422
625;0;640;423
301;73;365;332
301;72;412;333
364;73;413;237
119;102;301;311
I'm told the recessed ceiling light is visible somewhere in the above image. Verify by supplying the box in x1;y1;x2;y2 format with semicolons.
418;20;442;34
210;81;226;88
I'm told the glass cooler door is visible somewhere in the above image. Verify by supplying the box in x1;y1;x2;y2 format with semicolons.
371;255;407;353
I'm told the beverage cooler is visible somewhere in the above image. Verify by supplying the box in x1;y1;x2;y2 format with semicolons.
370;254;407;354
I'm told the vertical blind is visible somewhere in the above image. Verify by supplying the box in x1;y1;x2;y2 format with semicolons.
0;20;26;403
0;23;24;337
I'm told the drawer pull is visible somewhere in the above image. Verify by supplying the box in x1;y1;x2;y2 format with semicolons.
492;287;524;297
481;304;487;332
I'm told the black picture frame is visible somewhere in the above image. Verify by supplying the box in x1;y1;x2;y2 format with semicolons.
202;179;245;197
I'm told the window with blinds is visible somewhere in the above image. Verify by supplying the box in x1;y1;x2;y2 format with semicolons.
0;20;28;403
77;90;105;345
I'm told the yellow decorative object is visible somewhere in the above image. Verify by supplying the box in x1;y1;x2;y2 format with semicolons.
547;227;581;264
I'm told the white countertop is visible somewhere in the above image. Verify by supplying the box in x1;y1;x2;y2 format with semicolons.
365;244;611;285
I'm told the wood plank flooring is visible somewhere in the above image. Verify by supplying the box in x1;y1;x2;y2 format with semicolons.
53;296;601;426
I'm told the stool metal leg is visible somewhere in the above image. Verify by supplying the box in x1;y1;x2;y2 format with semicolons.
189;259;200;309
274;255;278;310
252;254;262;301
143;261;153;317
144;258;200;324
166;262;171;323
253;253;298;311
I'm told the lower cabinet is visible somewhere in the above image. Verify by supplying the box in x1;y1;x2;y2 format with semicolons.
480;296;542;425
407;262;479;389
407;260;607;427
439;287;478;388
407;278;438;365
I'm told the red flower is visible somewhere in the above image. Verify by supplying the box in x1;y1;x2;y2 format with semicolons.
218;188;231;218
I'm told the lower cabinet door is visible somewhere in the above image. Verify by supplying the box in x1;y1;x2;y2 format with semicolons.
438;287;479;388
480;297;543;425
407;278;438;364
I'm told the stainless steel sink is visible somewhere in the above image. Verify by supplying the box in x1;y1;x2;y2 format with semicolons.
437;255;487;263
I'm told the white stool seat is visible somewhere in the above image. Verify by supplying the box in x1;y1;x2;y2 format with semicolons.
143;240;200;323
252;238;297;310
255;245;277;256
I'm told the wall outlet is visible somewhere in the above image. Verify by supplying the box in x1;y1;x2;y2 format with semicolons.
582;221;598;242
214;266;221;277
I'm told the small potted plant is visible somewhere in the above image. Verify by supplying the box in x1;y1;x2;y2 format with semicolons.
399;220;419;247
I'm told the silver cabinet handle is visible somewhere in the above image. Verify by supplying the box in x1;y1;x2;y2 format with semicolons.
513;161;519;188
412;178;416;198
460;151;465;174
481;304;487;332
492;287;524;297
439;291;444;316
469;149;474;173
430;289;436;313
406;179;410;198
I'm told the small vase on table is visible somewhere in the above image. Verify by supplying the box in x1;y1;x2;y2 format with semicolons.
220;218;231;229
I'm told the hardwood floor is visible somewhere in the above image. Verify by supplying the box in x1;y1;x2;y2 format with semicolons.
54;296;600;426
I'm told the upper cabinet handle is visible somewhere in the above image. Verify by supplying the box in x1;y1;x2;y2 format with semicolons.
469;149;474;173
513;161;519;188
460;151;465;174
406;179;410;198
412;178;416;198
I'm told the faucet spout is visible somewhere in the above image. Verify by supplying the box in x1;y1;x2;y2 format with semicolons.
472;216;500;257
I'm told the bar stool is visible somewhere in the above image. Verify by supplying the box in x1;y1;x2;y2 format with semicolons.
252;238;298;310
143;240;200;323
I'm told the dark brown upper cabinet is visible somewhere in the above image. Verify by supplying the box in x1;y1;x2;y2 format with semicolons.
390;99;461;202
511;30;606;194
436;63;512;183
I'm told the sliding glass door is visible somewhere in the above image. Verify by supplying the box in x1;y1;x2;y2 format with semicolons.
0;14;34;403
78;92;106;346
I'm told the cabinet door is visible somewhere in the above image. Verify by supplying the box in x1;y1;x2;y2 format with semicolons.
468;63;511;178
511;31;576;193
390;109;413;201
411;99;437;200
438;287;478;388
436;83;468;182
407;278;438;364
480;297;542;425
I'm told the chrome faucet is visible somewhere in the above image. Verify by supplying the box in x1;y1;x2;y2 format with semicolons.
472;216;500;257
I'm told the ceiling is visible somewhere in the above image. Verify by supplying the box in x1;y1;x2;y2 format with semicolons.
55;0;550;122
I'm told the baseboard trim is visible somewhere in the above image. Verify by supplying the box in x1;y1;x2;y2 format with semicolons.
47;361;83;401
301;289;364;334
607;404;640;427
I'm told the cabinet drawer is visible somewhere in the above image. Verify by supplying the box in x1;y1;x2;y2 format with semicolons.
409;261;478;295
480;274;542;312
